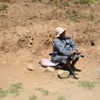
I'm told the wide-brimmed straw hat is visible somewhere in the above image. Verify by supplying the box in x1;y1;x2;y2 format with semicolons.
55;27;66;37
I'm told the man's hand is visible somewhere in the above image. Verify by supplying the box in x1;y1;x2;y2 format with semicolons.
72;50;78;55
71;50;81;56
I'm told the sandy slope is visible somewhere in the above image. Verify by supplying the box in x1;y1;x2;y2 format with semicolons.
0;0;100;100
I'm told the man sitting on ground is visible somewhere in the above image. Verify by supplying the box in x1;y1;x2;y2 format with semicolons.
51;27;83;79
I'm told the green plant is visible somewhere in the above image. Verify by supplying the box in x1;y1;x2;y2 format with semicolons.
0;83;23;98
57;96;66;100
32;0;41;2
36;88;49;96
96;0;100;3
66;9;79;22
9;83;23;96
74;0;97;4
66;9;88;22
63;2;70;7
0;88;9;98
29;95;37;100
0;3;8;11
78;81;95;90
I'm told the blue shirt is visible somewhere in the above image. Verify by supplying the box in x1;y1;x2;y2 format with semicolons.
52;36;78;57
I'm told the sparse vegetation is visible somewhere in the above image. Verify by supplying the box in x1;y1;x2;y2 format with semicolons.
57;96;66;100
66;9;79;22
74;0;98;4
74;0;100;4
32;0;41;2
65;9;88;22
32;0;37;2
9;83;23;96
0;0;100;100
0;88;9;98
78;81;95;90
29;95;37;100
0;83;23;98
63;2;70;7
36;87;50;96
0;2;8;11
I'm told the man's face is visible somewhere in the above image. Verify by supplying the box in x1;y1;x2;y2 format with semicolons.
60;31;66;39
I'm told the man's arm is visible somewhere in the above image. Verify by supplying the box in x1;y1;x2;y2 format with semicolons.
70;38;82;56
70;38;78;51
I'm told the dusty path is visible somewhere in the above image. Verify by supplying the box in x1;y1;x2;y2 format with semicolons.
0;50;100;100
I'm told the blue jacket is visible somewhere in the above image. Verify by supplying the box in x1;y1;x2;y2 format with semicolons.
51;36;78;57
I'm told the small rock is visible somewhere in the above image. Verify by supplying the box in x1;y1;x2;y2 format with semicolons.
58;70;69;79
27;64;34;71
96;69;100;75
45;67;55;72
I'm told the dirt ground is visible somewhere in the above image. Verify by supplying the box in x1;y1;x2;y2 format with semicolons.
0;0;100;100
